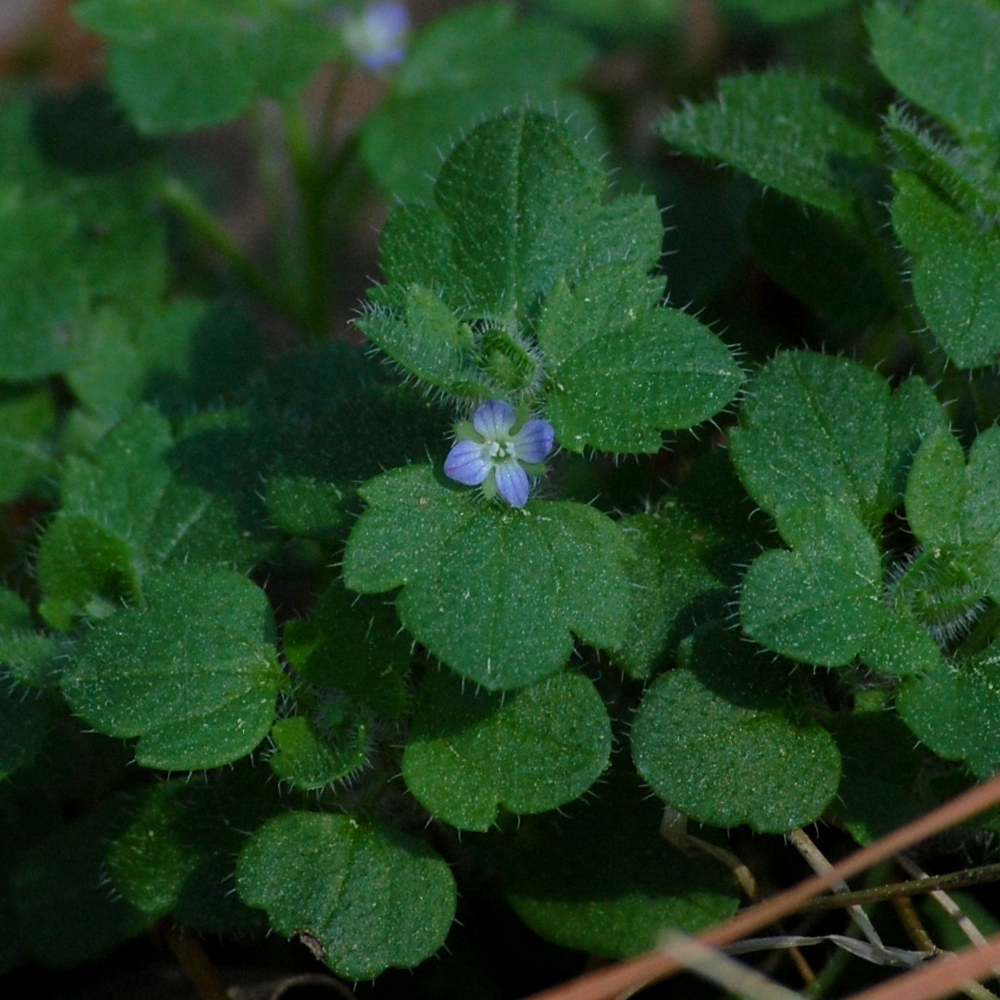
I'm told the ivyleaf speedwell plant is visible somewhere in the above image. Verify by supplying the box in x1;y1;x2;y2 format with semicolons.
5;1;1000;996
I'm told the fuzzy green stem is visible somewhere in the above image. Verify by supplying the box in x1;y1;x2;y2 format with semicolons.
283;99;333;342
161;176;296;319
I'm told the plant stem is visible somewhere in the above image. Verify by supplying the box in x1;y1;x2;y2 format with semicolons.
161;176;296;319
283;98;333;341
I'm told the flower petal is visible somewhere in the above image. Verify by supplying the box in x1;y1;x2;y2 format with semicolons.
473;400;517;440
444;440;492;486
513;418;555;464
494;461;530;508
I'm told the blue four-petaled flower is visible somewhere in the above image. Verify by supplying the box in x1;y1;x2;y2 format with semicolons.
444;400;555;508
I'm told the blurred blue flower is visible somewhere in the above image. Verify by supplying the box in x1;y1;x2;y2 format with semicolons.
341;2;410;70
444;400;555;508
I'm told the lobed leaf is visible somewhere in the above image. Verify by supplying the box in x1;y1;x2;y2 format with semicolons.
363;111;742;452
402;669;611;831
237;812;456;980
631;624;841;833
107;770;278;932
731;350;907;524
539;264;744;453
343;464;631;690
62;565;280;770
657;71;881;223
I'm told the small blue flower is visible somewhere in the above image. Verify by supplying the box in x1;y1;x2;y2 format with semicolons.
444;400;555;508
341;2;410;71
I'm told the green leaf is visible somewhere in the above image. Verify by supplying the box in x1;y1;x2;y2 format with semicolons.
0;687;51;782
269;714;372;792
740;500;882;667
830;710;935;845
538;264;745;453
868;0;1000;142
905;428;967;549
37;406;274;627
902;426;1000;600
745;192;892;335
885;106;1000;226
343;465;631;690
365;111;741;452
632;624;841;833
0;590;63;689
237;811;456;979
0;390;57;503
287;581;411;718
898;641;1000;778
107;769;279;931
503;773;740;958
62;565;280;770
11;799;148;967
75;0;335;134
0;199;85;380
360;2;597;201
434;110;606;320
730;351;892;524
69;299;261;419
613;503;731;680
37;513;141;631
892;171;1000;369
402;670;610;831
884;375;949;505
657;72;881;222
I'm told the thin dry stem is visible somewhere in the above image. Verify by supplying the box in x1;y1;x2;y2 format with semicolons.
521;771;1000;1000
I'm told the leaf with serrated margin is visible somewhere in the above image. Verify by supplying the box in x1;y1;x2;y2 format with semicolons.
539;262;744;453
730;351;891;524
657;72;881;223
62;565;280;770
869;0;1000;142
402;669;610;831
892;171;1000;369
884;375;948;505
37;406;273;628
433;110;605;320
237;811;456;979
343;464;631;690
632;624;841;833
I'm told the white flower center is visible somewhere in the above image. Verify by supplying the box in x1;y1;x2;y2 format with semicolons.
487;439;516;462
